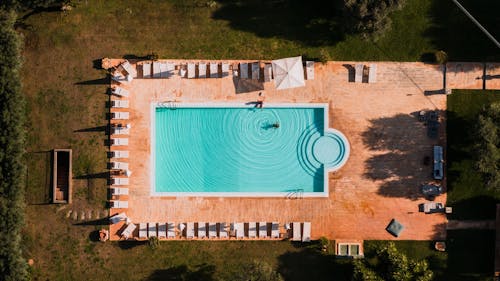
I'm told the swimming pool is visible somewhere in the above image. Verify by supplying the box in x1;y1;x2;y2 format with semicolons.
151;103;349;197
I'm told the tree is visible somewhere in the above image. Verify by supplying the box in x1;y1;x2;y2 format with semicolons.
352;242;433;281
475;102;500;190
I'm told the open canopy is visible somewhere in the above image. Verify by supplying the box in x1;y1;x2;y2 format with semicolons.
271;56;305;90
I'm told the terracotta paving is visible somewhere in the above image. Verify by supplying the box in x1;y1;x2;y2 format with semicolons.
107;59;500;241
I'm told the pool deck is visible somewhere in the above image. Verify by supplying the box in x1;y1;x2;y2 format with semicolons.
108;59;500;241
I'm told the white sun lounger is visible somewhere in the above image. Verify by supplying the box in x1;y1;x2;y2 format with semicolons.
111;71;128;83
221;63;229;77
110;150;129;159
302;222;311;242
233;222;244;239
248;222;257;238
187;63;195;79
110;200;128;209
355;64;363;83
111;100;129;108
368;64;377;83
139;223;147;239
306;61;314;80
198;222;206;238
111;177;129;186
292;222;301;241
271;222;279;238
111;187;129;196
198;62;207;78
251;62;260;80
210;62;218;78
142;63;151;78
159;62;168;78
112;112;129;120
158;223;167;239
219;222;228;238
109;212;127;224
179;65;187;78
167;222;176;238
112;86;130;97
208;222;217;238
152;62;161;78
111;138;128;146
121;223;136;239
240;63;248;79
186;222;195;239
111;126;130;135
166;62;175;78
120;60;137;78
259;222;267;238
264;64;272;82
148;222;157;237
110;161;129;170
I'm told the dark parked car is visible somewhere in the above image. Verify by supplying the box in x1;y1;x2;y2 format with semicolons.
421;184;443;198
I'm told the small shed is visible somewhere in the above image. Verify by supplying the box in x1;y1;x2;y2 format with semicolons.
52;149;72;203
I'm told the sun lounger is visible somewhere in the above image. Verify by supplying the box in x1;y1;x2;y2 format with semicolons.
111;187;129;196
221;63;229;77
111;71;128;83
355;64;363;83
292;222;301;241
148;222;157;237
233;222;244;239
167;222;176;238
421;202;444;213
208;222;217;238
179;65;187;78
139;223;147;239
111;126;130;135
248;222;257;238
121;223;136;239
186;222;195;239
166;62;175;78
111;100;129;108
368;64;377;83
264;64;272;82
210;62;218;78
187;63;195;79
258;222;267;238
109;212;127;224
112;112;129;120
198;63;207;78
153;62;161;78
198;222;206;238
120;60;137;78
110;200;128;209
159;62;168;78
142;63;151;78
110;150;129;159
302;222;311;242
306;61;314;80
271;222;279;238
111;86;130;97
434;146;444;180
219;222;228;238
158;223;167;238
251;62;260;80
110;161;129;170
240;63;248;79
111;138;128;146
111;177;129;186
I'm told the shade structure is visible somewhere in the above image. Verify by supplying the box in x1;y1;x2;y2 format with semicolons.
271;56;305;90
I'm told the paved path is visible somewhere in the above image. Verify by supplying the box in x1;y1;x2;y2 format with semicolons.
447;220;495;230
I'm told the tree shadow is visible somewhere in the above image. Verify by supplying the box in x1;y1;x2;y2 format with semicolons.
74;125;107;133
73;217;109;226
117;240;148;250
447;195;498;220
145;264;216;281
75;76;110;85
74;171;110;180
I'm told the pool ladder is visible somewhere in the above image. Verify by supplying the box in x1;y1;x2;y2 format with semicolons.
161;101;177;110
286;189;304;200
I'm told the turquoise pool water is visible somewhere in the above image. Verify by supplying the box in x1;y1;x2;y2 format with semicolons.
153;106;348;195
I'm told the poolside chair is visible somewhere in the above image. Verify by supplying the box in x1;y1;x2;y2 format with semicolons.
120;223;136;239
179;65;187;78
210;62;218;78
111;100;129;109
109;212;127;224
111;86;130;97
355;64;363;83
152;62;161;78
139;223;147;239
208;222;217;238
111;126;130;135
271;222;279;238
187;63;195;79
148;222;157;238
158;223;167;239
239;63;248;79
142;63;151;78
198;62;207;78
120;60;137;78
111;71;127;83
111;187;129;196
111;112;129;120
219;222;228;238
198;222;207;238
166;62;175;78
111;138;128;146
251;62;260;80
233;222;244;239
110;150;129;159
159;62;168;78
302;222;311;242
186;222;195;239
433;146;444;180
292;222;301;241
221;63;229;77
110;200;128;209
306;61;314;80
248;222;257;238
167;222;176;238
258;222;267;238
368;64;377;83
111;177;129;186
264;64;273;82
110;161;129;170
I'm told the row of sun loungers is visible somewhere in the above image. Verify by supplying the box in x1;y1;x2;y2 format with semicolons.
140;62;231;79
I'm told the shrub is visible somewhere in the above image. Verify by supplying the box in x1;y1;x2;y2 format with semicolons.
148;236;159;250
435;50;448;64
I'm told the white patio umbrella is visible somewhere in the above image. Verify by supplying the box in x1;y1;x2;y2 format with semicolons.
271;56;305;90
